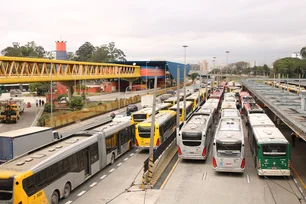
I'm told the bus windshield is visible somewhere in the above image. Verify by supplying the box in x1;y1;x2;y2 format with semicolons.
138;126;151;138
262;144;287;156
0;178;13;200
133;114;147;122
182;132;202;140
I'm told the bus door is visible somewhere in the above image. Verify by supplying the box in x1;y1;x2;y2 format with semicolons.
83;148;91;177
116;133;122;155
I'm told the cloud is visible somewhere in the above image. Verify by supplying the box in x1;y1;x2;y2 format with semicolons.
0;0;305;66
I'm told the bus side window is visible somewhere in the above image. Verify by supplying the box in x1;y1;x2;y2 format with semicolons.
90;143;99;164
23;176;36;196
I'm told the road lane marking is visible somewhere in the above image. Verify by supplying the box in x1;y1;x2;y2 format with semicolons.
65;201;73;204
0;124;3;128
202;172;207;181
291;164;306;189
109;168;115;173
89;182;97;187
130;153;134;156
77;191;86;196
100;175;107;180
135;149;139;152
246;174;250;183
124;158;129;161
117;162;122;167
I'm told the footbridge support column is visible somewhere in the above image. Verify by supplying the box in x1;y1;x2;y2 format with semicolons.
59;81;75;100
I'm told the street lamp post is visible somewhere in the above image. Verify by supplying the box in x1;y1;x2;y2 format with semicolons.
146;62;149;90
213;56;216;75
183;45;188;124
118;67;121;109
49;53;54;128
226;51;230;76
165;63;168;93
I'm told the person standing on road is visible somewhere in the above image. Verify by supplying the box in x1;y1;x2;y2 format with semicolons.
291;132;296;147
39;99;42;106
36;100;38;107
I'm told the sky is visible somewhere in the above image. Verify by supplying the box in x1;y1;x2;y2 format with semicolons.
1;0;306;67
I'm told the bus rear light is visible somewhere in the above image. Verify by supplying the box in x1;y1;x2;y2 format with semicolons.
135;139;139;146
156;138;160;146
241;158;245;169
213;157;217;167
202;147;207;157
178;146;182;155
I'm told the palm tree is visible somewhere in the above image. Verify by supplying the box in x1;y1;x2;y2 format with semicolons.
300;46;306;59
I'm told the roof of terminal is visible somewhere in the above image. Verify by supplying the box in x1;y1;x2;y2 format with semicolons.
241;79;306;141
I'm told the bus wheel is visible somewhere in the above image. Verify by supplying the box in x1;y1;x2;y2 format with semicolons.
63;183;71;199
51;190;59;204
110;153;115;165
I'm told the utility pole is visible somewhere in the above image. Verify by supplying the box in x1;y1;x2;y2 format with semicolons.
183;45;188;124
148;66;158;185
176;66;180;137
226;51;230;77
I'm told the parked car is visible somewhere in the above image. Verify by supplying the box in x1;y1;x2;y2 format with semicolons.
126;104;138;116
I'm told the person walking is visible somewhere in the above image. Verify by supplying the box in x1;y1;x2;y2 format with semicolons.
291;132;296;147
41;100;45;106
39;99;42;106
35;100;38;107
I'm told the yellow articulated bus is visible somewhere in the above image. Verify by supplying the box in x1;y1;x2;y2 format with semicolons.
135;110;176;148
156;103;172;111
186;93;201;110
164;96;182;105
0;117;135;204
170;101;193;124
131;107;159;124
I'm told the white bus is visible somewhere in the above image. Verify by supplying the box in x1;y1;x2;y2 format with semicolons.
212;116;245;173
0;117;135;204
177;110;214;160
221;108;241;118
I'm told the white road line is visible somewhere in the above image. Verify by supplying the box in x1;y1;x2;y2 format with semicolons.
130;153;134;156
109;168;115;173
77;191;86;196
89;182;97;187
246;174;250;184
299;187;303;193
117;162;122;167
202;172;207;181
65;201;73;204
135;149;139;152
124;158;129;161
294;179;298;184
0;124;3;128
100;175;107;180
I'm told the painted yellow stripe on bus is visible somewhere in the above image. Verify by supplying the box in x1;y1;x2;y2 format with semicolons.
160;158;180;190
291;164;306;189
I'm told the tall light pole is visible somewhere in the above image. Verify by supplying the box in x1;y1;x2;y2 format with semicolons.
226;51;230;76
165;63;168;93
183;45;188;124
118;67;121;109
146;62;149;90
49;52;54;128
213;56;216;75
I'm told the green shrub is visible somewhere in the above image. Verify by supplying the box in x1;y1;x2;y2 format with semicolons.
69;96;84;111
44;103;54;113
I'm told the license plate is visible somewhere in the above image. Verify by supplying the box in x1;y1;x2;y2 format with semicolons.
189;152;194;154
226;162;232;166
272;167;277;170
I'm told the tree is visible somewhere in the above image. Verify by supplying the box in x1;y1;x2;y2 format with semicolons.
190;72;198;82
300;46;306;59
273;57;301;77
106;42;126;62
295;60;306;78
73;42;96;61
89;45;109;62
68;96;84;111
1;41;46;58
29;82;49;96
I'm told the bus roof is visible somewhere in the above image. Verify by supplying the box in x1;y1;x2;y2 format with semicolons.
181;114;211;133
156;103;172;109
93;117;131;136
140;111;175;125
206;98;220;104
248;114;275;127
253;126;289;144
221;101;237;109
195;107;215;115
215;118;243;141
221;109;241;118
0;134;96;174
132;107;158;115
170;101;193;109
165;96;181;102
0;127;52;138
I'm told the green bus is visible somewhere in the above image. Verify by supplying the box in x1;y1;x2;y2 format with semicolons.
247;113;290;176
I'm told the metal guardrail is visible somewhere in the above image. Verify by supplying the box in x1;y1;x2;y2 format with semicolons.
143;132;176;172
